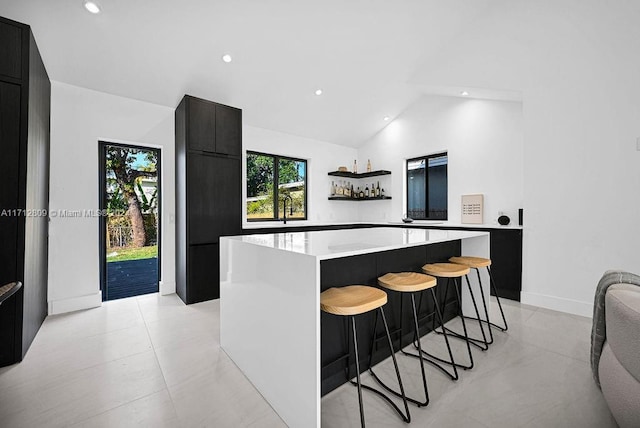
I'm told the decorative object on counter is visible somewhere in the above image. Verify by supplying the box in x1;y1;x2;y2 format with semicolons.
353;159;358;173
498;215;510;226
366;159;372;172
338;166;348;172
461;194;484;224
401;215;413;223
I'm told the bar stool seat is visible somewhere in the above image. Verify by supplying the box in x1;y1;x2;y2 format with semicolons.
321;285;410;426
378;272;436;292
449;256;491;268
321;286;387;316
422;263;470;278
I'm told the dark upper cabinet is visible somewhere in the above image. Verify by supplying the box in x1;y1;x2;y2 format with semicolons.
215;104;242;156
0;20;22;80
184;96;242;156
187;154;241;245
175;95;242;304
187;97;216;152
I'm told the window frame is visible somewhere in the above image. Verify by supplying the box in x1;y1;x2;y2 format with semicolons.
405;152;448;220
246;150;308;222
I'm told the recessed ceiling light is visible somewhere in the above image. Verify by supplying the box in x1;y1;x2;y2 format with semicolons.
460;91;470;96
315;89;323;96
383;116;390;121
222;54;232;63
83;1;101;14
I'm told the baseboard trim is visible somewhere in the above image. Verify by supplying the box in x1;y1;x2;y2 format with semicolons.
521;291;593;318
159;280;175;296
48;291;102;315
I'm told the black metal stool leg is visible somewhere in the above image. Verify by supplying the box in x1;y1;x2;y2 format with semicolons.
403;286;463;379
437;274;491;351
350;310;411;422
472;267;494;344
452;277;475;369
351;316;366;428
463;274;489;350
487;267;508;331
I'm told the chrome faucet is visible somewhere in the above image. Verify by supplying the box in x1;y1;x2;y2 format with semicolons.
282;194;294;224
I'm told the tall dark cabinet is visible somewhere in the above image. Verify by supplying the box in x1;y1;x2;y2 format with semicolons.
0;17;50;366
175;95;242;304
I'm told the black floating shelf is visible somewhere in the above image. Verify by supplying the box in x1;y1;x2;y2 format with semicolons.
328;196;392;201
327;170;391;179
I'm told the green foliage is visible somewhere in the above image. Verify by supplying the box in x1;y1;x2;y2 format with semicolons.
247;153;274;197
106;245;158;262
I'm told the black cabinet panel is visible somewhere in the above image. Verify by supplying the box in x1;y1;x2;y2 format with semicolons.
188;243;220;302
215;104;241;156
0;20;22;80
0;81;21;285
0;18;50;366
187;97;215;152
489;229;522;301
187;154;241;244
175;95;242;304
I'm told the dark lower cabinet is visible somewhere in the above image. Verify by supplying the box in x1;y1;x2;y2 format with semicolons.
187;243;220;302
0;16;50;367
175;95;242;304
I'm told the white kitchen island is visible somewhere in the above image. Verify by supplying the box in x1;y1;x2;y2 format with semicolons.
220;227;489;427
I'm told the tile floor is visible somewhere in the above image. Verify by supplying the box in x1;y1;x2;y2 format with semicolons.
0;294;616;427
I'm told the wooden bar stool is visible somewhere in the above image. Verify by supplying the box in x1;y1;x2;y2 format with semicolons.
376;272;458;399
449;256;508;340
421;263;489;370
321;286;410;427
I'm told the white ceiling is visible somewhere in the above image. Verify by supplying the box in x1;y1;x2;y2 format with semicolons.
0;0;512;146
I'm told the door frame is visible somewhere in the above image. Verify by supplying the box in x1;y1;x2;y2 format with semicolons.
98;141;162;301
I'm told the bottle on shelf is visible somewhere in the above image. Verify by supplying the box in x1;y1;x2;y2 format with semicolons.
365;184;370;198
366;159;372;172
350;184;355;199
331;181;335;196
381;187;385;197
376;181;380;197
359;187;364;198
353;159;358;173
371;183;375;197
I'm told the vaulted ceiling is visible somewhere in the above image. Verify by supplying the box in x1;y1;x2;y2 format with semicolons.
0;0;510;146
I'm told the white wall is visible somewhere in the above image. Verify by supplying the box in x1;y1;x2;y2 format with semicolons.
48;82;175;314
410;0;640;316
357;95;524;225
243;126;358;225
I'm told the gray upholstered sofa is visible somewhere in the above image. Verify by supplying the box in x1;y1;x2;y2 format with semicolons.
591;271;640;428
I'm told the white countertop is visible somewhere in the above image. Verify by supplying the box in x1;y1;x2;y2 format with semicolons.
242;220;522;230
224;227;488;260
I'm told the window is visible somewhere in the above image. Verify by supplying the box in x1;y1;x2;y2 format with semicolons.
406;152;448;220
246;151;307;221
